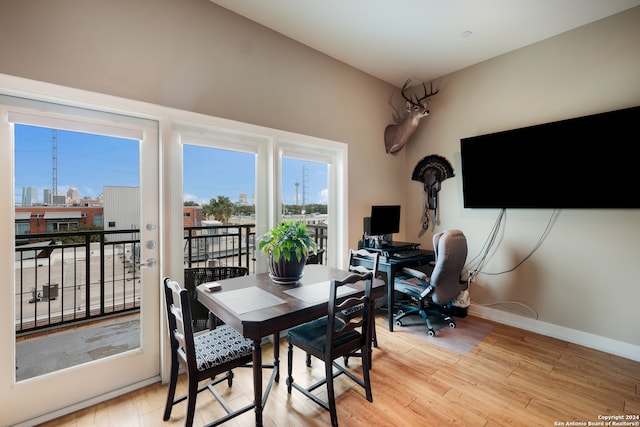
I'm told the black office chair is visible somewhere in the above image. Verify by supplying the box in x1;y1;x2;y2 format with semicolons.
184;266;249;331
394;229;468;336
162;277;254;427
286;271;375;427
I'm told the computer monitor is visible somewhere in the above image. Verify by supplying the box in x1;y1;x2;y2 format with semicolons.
369;205;401;236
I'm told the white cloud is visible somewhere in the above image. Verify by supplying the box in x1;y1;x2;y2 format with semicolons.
318;188;328;204
183;193;207;205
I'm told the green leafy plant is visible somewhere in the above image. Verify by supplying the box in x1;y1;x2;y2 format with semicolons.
258;220;318;262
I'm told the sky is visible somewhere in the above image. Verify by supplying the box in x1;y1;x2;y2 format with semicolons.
14;125;328;206
183;145;328;206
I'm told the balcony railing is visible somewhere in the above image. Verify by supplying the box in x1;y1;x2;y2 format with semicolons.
15;222;327;335
183;224;256;270
15;229;142;336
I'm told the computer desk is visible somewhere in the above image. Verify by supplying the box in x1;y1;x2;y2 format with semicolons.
351;248;434;332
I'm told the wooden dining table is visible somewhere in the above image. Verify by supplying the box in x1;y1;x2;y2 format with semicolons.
196;264;385;427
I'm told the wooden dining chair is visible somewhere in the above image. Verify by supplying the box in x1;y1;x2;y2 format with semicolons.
286;271;375;427
299;250;380;371
341;249;380;368
162;277;254;427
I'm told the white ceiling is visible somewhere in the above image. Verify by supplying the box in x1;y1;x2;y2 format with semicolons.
210;0;640;87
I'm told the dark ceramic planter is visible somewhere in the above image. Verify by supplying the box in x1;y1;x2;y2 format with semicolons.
268;254;306;285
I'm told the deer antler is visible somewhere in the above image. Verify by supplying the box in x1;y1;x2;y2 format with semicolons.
401;80;439;106
400;79;415;104
416;82;439;104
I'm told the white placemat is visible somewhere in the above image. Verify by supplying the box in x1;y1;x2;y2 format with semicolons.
213;286;286;314
284;281;358;303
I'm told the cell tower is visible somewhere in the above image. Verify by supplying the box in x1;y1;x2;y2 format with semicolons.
302;165;308;207
52;129;58;197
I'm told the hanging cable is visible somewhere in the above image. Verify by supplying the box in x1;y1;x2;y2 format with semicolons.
482;209;561;276
465;209;561;320
465;208;505;282
471;300;539;320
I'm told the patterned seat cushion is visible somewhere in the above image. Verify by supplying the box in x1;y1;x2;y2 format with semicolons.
192;325;253;371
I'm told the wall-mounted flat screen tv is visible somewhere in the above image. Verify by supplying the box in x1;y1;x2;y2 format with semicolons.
460;105;640;209
369;205;401;235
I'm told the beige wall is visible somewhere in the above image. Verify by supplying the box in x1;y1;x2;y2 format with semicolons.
1;0;639;360
404;6;640;347
0;0;407;253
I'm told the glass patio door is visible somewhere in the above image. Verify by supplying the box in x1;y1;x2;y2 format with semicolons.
0;95;160;423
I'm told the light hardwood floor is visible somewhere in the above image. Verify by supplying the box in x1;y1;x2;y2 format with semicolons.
38;314;640;427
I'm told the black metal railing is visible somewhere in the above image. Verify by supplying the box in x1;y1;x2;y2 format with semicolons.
310;222;328;255
183;224;256;270
14;229;142;335
15;221;328;335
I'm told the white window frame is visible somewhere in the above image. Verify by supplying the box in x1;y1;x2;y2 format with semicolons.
0;76;162;425
276;135;347;268
170;120;348;273
0;72;349;425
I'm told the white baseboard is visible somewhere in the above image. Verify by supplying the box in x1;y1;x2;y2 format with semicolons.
468;304;640;362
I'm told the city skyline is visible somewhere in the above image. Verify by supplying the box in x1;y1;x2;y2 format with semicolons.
14;125;139;205
14;125;328;207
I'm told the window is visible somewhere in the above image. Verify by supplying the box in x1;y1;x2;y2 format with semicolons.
182;137;258;270
277;136;346;268
49;221;79;231
0;74;347;418
15;222;30;235
281;157;328;261
183;145;256;220
177;124;347;271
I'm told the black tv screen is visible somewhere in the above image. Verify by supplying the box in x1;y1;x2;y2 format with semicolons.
460;105;640;209
369;205;401;235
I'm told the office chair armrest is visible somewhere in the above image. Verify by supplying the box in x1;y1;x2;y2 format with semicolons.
401;267;428;280
420;285;434;299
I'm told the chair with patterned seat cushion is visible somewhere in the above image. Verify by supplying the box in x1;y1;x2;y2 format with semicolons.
162;277;254;427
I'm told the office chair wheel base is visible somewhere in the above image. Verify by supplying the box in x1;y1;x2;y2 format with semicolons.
394;309;406;327
427;329;435;337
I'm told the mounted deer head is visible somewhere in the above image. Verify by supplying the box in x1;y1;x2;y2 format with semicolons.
384;79;438;155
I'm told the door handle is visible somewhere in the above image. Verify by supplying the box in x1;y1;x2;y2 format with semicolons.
138;258;157;268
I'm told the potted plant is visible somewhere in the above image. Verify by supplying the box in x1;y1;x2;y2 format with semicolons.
258;220;318;284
